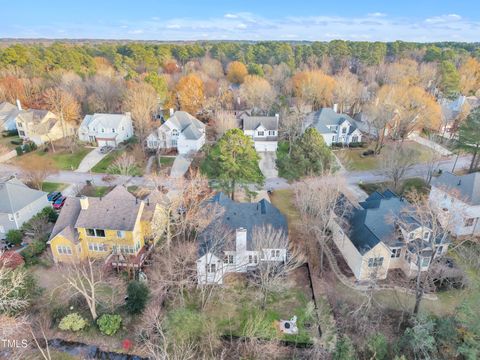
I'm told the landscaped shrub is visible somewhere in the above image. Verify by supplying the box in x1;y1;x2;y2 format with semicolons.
6;229;23;245
125;280;150;315
21;240;46;266
15;146;23;156
59;313;87;332
40;206;59;222
11;139;22;145
97;314;122;336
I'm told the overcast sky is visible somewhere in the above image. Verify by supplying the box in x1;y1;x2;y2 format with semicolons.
1;0;480;42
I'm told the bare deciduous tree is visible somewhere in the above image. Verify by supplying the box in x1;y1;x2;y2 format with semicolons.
20;158;57;190
333;69;363;114
0;261;30;314
214;110;237;139
295;176;350;273
279;109;303;155
86;75;125;113
107;153;137;176
251;225;304;308
380;143;418;192
43;87;80;140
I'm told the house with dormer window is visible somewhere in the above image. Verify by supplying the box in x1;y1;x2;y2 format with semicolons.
197;193;288;284
303;107;362;146
331;190;449;281
78;113;133;147
241;113;279;152
146;111;205;155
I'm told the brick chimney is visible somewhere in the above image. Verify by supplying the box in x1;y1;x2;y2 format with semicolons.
333;103;338;113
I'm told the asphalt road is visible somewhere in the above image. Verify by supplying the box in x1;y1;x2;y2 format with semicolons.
0;154;472;192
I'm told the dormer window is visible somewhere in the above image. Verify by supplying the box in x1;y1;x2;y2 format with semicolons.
257;131;265;136
423;232;430;240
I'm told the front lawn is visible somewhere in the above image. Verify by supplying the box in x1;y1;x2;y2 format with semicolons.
79;185;112;197
91;149;144;176
359;177;430;196
13;146;91;171
41;182;68;193
336;141;434;171
0;134;21;150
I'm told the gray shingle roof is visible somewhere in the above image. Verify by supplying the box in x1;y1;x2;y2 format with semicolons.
346;190;419;254
242;115;278;131
163;111;205;140
304;108;359;135
74;186;142;231
0;102;20;127
198;193;288;257
431;171;480;205
81;113;130;129
0;178;47;213
49;197;82;244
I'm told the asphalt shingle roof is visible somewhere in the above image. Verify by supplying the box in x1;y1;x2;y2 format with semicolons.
0;102;20;127
431;171;480;205
304;108;359;135
81;113;130;130
242;115;278;131
159;111;205;140
198;193;288;257
0;178;47;213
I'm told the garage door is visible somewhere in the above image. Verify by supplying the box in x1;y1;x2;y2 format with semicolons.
97;139;115;147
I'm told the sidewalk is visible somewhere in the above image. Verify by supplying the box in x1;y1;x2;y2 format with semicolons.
409;133;452;156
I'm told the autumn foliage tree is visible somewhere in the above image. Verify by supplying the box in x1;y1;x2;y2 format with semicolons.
226;61;248;84
175;74;204;115
291;70;336;110
459;57;480;96
239;75;276;112
43;87;80;138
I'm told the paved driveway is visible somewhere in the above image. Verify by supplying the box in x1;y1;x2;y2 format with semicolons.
170;155;193;178
75;148;107;173
259;151;278;179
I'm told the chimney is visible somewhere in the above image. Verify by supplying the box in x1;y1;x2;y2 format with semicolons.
235;228;247;252
333;104;338;113
275;113;279;122
80;196;89;210
125;112;131;118
169;108;174;116
16;99;22;111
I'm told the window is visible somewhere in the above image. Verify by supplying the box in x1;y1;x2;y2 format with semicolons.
423;232;430;240
420;257;430;268
122;126;125;131
249;255;253;263
172;129;179;136
206;263;216;273
101;128;105;133
57;246;72;255
436;245;444;255
171;139;177;146
116;231;125;238
17;122;22;128
408;233;414;240
257;131;265;136
342;127;347;134
368;257;384;268
224;255;234;264
268;130;275;136
88;243;107;252
352;135;358;143
391;248;401;258
271;250;275;257
465;218;475;227
276;250;280;257
254;255;258;264
112;128;116;133
86;229;105;237
18;130;25;136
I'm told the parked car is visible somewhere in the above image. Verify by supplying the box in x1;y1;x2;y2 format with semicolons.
53;196;66;209
100;146;113;154
47;191;62;202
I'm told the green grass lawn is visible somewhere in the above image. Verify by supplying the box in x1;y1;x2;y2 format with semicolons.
41;181;68;192
80;185;112;197
336;141;434;171
13;146;91;170
159;156;175;166
91;149;144;176
0;134;21;150
359;178;430;196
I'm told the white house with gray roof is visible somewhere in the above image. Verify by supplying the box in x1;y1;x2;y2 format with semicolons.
197;193;288;284
78;112;134;147
146;111;205;155
240;113;279;152
0;178;50;239
303;107;362;146
429;171;480;236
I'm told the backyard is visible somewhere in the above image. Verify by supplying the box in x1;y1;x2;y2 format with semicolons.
335;141;433;171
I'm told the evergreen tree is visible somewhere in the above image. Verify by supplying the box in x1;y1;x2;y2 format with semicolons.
201;129;264;200
457;108;480;172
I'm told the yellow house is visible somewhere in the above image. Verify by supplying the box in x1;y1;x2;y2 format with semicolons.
48;186;153;268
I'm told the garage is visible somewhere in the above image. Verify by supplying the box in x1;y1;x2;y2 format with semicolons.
97;138;116;147
254;141;277;152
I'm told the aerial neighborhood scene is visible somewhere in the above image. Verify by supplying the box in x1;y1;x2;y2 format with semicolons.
2;1;480;359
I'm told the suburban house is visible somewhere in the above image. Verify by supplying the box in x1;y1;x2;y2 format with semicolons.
0;178;50;239
331;190;449;281
197;192;288;284
0;101;20;132
15;107;75;146
429;171;480;236
146;111;205;155
48;186;150;268
78;113;134;147
241;113;279;152
303;107;363;146
439;95;480;135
